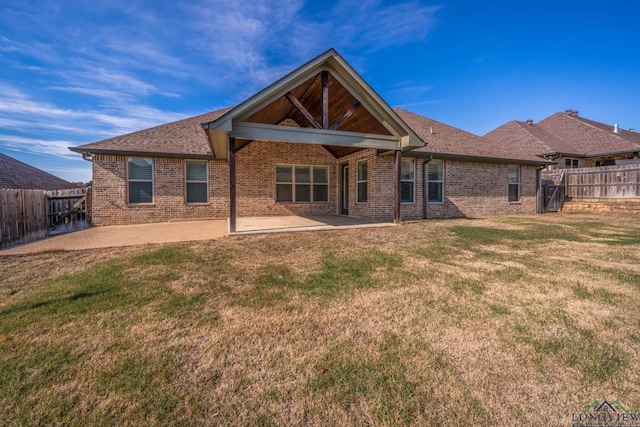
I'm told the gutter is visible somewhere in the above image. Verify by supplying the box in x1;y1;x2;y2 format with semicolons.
379;150;551;166
68;147;216;160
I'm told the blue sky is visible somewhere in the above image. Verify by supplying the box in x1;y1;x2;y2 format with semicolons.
1;0;638;183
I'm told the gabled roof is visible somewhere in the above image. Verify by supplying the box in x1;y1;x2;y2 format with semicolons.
0;152;74;190
396;109;549;165
70;108;232;158
485;112;640;158
203;48;424;157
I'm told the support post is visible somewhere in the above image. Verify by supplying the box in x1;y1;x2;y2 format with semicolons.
394;150;401;224
229;137;237;233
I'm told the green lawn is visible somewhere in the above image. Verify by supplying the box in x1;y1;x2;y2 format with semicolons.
1;213;639;426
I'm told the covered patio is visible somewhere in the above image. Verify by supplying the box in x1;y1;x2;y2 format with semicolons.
201;49;423;231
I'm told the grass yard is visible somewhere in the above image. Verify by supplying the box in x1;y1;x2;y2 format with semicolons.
1;213;639;426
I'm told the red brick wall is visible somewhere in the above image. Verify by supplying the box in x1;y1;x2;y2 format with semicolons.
90;151;538;226
236;140;337;216
424;159;537;219
91;154;228;226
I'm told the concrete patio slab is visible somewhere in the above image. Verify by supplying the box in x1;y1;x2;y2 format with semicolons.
1;219;228;255
233;215;395;235
1;215;394;255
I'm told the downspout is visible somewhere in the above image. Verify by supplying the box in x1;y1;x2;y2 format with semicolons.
535;165;546;214
422;156;433;219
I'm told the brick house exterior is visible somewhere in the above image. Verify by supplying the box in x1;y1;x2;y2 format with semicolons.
72;49;549;227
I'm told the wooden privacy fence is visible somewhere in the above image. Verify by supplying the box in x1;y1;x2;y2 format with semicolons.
0;188;90;249
563;165;640;199
541;164;640;209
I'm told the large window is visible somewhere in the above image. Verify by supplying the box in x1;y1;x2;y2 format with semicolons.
186;160;208;203
564;158;579;168
508;165;520;202
276;165;329;202
401;157;415;203
128;158;153;204
428;160;444;203
357;160;368;203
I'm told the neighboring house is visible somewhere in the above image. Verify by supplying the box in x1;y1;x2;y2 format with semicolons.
70;49;548;228
485;109;640;169
0;152;74;190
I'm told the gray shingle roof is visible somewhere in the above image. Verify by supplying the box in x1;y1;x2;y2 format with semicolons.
485;112;640;158
0;153;74;190
395;108;548;164
70;106;549;165
70;108;232;158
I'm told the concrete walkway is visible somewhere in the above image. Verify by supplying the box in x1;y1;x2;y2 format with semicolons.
1;215;395;255
1;220;228;255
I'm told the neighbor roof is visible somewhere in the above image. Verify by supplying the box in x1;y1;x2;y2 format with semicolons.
0;152;74;190
395;108;549;165
70;108;232;158
485;111;640;158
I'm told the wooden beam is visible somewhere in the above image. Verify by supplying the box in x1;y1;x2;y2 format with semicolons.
284;92;322;129
322;70;329;129
330;100;361;130
229;137;237;233
394;150;401;224
230;122;400;150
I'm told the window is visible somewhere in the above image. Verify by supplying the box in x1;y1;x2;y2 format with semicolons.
427;160;444;203
128;158;153;204
508;165;520;202
357;160;368;203
565;158;579;168
401;157;415;203
276;165;329;202
186;160;208;203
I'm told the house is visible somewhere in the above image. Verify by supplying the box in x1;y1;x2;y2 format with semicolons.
70;49;548;229
0;152;74;190
485;109;640;169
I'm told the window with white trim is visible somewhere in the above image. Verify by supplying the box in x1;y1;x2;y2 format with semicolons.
128;157;153;204
508;165;520;202
427;160;444;203
357;160;368;203
186;160;208;203
276;165;329;202
401;157;415;203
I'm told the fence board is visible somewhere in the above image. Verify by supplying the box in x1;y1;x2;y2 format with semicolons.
542;165;640;201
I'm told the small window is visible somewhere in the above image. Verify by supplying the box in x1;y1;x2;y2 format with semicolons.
276;164;329;202
508;165;520;202
401;157;415;203
428;160;444;203
565;158;579;168
128;158;153;204
186;160;208;203
357;160;368;203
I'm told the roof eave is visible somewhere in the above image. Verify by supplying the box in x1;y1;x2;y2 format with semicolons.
386;150;551;165
68;147;215;160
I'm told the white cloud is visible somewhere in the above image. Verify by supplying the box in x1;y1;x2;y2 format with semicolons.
0;134;78;158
